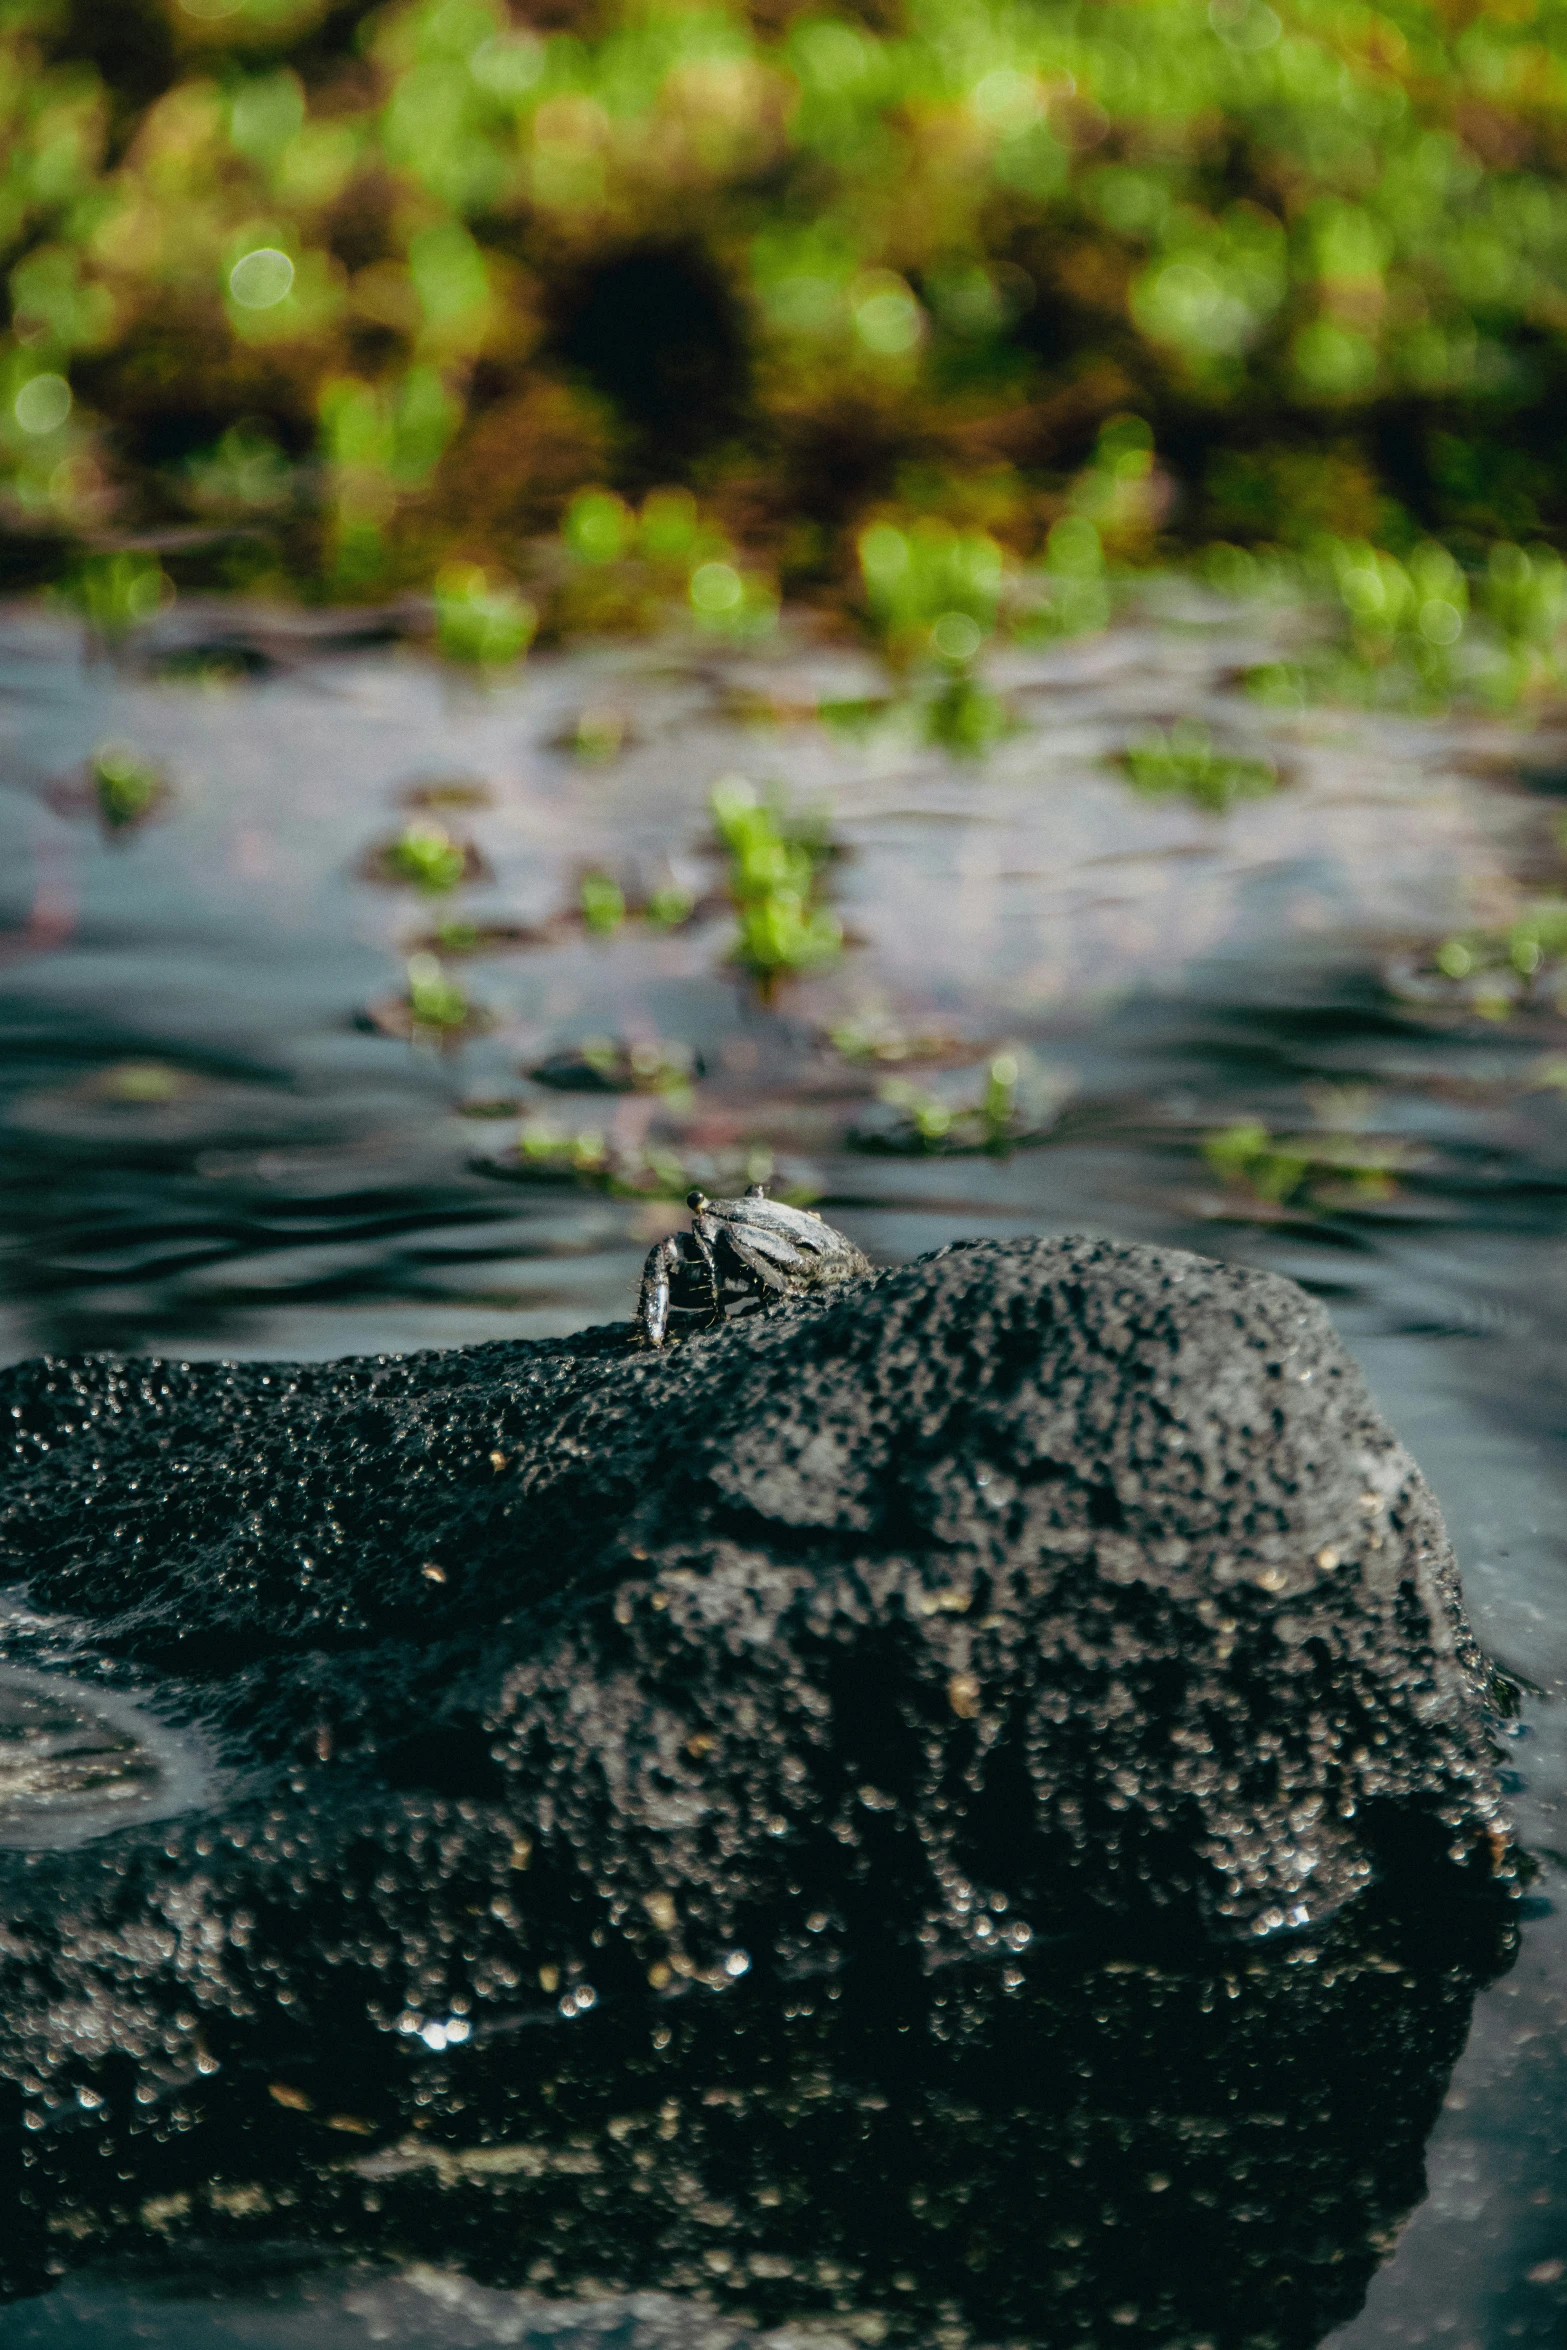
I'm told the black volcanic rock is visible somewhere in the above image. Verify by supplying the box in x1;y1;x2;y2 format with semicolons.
0;1231;1514;1929
0;1235;1518;2340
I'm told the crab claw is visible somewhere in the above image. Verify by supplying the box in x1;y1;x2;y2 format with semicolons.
745;1181;768;1198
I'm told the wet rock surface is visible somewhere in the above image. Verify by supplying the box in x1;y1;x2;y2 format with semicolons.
0;1235;1518;2340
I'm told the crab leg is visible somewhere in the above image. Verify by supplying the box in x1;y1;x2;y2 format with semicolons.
689;1224;723;1322
638;1237;681;1347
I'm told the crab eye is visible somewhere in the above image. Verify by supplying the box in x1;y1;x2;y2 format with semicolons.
686;1189;706;1210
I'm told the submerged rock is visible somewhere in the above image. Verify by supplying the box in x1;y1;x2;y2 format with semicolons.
0;1235;1518;2340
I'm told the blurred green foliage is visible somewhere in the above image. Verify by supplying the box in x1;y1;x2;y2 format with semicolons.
559;1036;697;1095
858;517;1005;671
503;1124;800;1200
711;775;841;980
1202;1118;1411;1211
1122;720;1278;811
60;551;170;637
404;950;475;1031
579;870;627;935
854;1051;1043;1154
1393;898;1567;1015
88;736;166;827
4;0;1567;689
385;818;468;890
432;560;536;664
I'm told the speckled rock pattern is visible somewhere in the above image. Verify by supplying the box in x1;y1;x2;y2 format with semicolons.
0;1232;1509;1939
0;1236;1515;2338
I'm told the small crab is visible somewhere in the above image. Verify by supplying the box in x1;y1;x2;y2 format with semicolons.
636;1183;869;1347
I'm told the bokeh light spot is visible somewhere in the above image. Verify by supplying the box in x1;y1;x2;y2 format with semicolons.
690;562;743;614
14;375;71;435
228;249;295;310
932;611;984;663
854;280;923;355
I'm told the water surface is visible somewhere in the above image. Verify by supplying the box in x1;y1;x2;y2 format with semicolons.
2;596;1564;2344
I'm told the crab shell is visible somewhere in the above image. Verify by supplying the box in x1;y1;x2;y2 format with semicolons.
691;1189;869;1281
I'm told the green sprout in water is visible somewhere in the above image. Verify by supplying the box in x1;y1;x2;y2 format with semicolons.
385;821;468;893
500;1126;798;1202
434;564;537;669
853;512;1112;751
711;776;841;983
404;952;472;1034
981;1052;1021;1136
923;673;1012;756
645;882;696;930
1201;1120;1409;1213
532;1036;698;1100
90;740;166;829
558;872;693;937
572;707;630;761
1330;539;1467;685
559;488;774;640
1246;539;1473;714
1122;722;1277;814
95;1060;189;1104
733;893;842;979
855;504;1113;735
826;1012;968;1065
1403;901;1567;1019
512;1121;617;1184
61;552;171;643
854;1052;1048;1155
1239;537;1567;717
580;872;626;936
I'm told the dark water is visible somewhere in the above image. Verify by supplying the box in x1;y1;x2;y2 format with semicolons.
2;594;1566;2344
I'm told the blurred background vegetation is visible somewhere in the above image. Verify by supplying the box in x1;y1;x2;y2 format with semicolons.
2;0;1566;656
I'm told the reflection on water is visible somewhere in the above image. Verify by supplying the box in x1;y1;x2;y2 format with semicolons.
1;600;1566;2341
0;1669;155;1828
0;1663;212;1849
0;1889;1513;2349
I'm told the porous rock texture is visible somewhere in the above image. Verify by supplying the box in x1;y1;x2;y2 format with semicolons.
0;1230;1510;1934
0;1235;1516;2340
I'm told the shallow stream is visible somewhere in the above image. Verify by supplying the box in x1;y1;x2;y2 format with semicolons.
1;591;1564;2345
